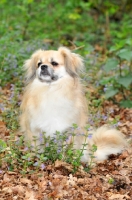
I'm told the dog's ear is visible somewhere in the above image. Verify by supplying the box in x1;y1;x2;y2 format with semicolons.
58;47;84;78
24;49;43;84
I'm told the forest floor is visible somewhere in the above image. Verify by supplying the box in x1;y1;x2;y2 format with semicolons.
0;85;132;200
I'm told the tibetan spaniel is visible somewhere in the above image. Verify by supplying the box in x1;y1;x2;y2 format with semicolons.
20;47;126;162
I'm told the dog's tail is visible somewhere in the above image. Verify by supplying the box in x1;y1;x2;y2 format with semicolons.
89;126;127;161
79;126;127;162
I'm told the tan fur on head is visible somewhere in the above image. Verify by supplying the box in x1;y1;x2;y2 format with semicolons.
24;47;84;84
24;49;44;84
58;47;84;77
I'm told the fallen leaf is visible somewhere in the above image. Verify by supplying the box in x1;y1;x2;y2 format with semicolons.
20;178;33;185
109;193;130;200
25;189;37;200
12;185;25;195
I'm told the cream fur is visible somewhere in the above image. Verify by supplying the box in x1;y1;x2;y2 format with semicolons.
20;47;127;162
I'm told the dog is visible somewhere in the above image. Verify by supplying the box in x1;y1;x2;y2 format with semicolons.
20;47;126;162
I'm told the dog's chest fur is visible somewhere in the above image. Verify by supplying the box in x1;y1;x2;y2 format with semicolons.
29;79;79;137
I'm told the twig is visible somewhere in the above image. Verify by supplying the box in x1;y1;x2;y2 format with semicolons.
68;40;85;51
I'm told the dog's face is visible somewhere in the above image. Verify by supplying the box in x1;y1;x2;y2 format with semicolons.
36;50;66;83
24;47;84;84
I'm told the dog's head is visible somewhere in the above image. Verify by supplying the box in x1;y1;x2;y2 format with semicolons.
24;47;84;84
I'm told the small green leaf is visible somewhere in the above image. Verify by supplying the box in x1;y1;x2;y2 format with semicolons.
27;0;34;3
117;74;132;88
105;88;118;99
99;77;113;85
117;49;132;61
104;59;119;72
125;38;132;46
120;100;132;108
91;144;97;152
108;178;114;184
68;13;81;20
72;123;78;129
0;139;7;151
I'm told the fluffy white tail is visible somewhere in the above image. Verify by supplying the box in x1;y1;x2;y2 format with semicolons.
80;126;127;162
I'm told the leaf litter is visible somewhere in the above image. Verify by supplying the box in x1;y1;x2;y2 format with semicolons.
0;86;132;200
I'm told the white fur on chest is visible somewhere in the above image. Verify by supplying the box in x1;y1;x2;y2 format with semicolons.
30;80;78;137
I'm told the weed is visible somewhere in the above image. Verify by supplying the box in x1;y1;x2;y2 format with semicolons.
0;123;97;173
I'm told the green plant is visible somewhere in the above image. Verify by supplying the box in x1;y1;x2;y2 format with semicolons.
0;123;98;173
100;38;132;108
108;177;115;184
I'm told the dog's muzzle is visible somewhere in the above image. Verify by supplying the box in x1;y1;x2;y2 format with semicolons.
39;64;58;82
40;65;50;76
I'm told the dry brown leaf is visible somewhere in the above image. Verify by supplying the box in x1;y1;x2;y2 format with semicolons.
12;185;25;195
119;150;129;159
55;159;74;172
20;178;33;185
0;121;7;135
25;189;37;200
67;174;77;186
7;171;17;175
3;173;10;183
108;193;130;200
2;187;12;194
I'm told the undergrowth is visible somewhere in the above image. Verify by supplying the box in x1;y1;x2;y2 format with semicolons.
0;124;97;174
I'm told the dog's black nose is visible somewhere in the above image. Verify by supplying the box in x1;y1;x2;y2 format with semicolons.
41;65;48;70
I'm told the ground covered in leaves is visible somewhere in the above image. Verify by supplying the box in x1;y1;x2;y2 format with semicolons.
0;85;132;200
0;150;131;200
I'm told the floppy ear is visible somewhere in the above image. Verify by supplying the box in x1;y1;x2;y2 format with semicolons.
24;49;43;84
58;47;84;78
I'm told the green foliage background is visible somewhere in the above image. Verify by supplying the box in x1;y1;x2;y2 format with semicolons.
0;0;132;107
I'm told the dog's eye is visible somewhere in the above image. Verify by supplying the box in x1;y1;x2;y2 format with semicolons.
51;61;58;66
38;62;42;67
